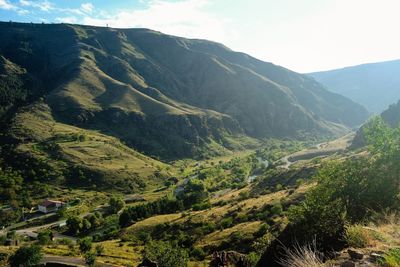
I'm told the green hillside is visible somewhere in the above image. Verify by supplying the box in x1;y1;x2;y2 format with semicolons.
0;22;370;195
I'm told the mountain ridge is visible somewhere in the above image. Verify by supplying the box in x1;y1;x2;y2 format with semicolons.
0;21;368;170
309;59;400;113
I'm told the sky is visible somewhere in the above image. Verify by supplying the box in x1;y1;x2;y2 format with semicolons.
1;0;400;73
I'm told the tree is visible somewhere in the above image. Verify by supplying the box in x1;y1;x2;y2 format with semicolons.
109;196;125;214
78;237;92;254
66;216;82;235
144;240;189;267
84;252;96;267
179;179;208;208
9;245;43;267
81;218;92;232
95;244;104;256
37;229;52;245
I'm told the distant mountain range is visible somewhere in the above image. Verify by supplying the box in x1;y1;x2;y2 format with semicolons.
309;59;400;113
0;22;369;188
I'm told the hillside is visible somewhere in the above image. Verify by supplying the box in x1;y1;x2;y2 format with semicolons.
352;100;400;148
309;59;400;113
0;22;368;161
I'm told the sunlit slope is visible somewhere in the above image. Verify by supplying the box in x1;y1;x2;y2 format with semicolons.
0;22;368;161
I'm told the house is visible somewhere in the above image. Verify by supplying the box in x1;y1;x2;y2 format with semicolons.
38;199;65;213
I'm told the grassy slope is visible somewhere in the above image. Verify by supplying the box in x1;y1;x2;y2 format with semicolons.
10;102;171;191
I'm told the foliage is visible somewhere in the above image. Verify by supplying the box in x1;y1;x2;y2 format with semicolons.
190;247;206;260
9;245;43;267
246;252;261;267
344;224;371;248
144;240;189;267
37;229;53;245
380;248;400;267
95;244;104;256
108;196;125;214
119;197;184;227
178;179;209;208
287;118;400;248
78;237;93;254
84;252;97;267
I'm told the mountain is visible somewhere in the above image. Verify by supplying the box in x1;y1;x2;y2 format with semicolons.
309;59;400;113
0;22;369;189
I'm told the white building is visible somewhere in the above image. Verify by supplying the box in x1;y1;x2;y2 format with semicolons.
38;199;65;213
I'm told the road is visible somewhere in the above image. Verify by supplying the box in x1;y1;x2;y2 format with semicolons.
43;255;118;267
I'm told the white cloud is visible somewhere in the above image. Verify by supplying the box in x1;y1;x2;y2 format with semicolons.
19;0;54;11
0;0;16;10
55;16;78;24
80;3;93;14
82;0;233;44
17;8;29;15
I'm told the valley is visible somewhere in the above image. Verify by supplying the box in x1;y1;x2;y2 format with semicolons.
0;21;399;267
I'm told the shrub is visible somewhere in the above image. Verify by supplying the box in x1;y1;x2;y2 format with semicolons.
37;230;53;245
9;245;43;267
381;248;400;267
144;240;189;267
220;217;233;229
246;252;260;267
345;224;371;248
95;244;104;256
190;247;206;260
270;203;283;216
84;252;96;267
78;237;92;254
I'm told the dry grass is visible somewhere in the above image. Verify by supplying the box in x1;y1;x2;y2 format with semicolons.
196;221;262;248
345;224;372;248
278;243;325;267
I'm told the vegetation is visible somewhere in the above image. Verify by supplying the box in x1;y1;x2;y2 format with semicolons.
9;245;43;267
143;240;189;267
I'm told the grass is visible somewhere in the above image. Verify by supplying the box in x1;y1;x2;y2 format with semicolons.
196;221;262;248
278;243;324;267
13;102;172;191
381;248;400;267
345;224;372;248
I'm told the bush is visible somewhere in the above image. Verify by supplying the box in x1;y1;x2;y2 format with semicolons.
220;217;233;229
9;245;43;267
78;237;92;254
144;240;189;267
246;252;260;267
37;229;52;245
190;247;206;260
381;248;400;267
95;244;104;256
270;203;283;216
84;251;96;267
345;224;371;248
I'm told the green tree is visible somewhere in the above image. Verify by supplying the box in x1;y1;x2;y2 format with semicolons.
84;252;96;267
9;245;43;267
37;229;52;245
66;216;82;235
144;240;189;267
95;244;104;256
109;196;125;214
78;237;92;254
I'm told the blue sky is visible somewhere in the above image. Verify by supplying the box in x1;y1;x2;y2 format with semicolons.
1;0;400;72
